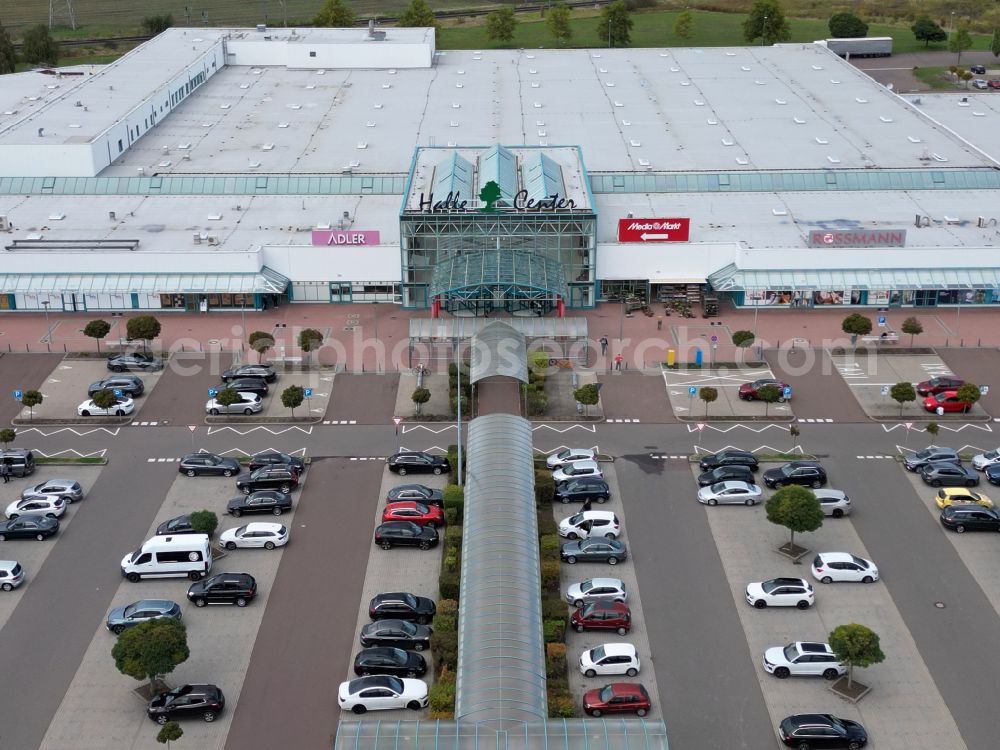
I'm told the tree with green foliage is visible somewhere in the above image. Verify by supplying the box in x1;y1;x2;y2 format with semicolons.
248;331;274;363
842;313;872;342
21;25;58;66
599;1;634;48
156;720;183;748
189;510;218;537
890;381;916;416
828;12;868;39
397;0;437;29
298;328;324;362
828;623;885;689
212;388;241;411
0;428;15;449
789;423;800;449
732;330;755;348
743;0;791;46
83;320;112;353
992;28;1000;58
90;388;121;413
755;383;781;417
925;421;939;444
20;390;42;420
765;485;824;550
411;386;431;415
127;315;161;351
282;385;305;417
0;22;17;75
485;6;517;44
949;27;974;65
674;10;694;41
901;316;923;346
573;383;601;416
142;15;174;36
955;383;981;412
911;17;947;48
547;3;573;46
699;386;718;417
314;0;356;28
112;618;189;692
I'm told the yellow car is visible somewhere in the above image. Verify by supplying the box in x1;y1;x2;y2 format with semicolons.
935;488;994;509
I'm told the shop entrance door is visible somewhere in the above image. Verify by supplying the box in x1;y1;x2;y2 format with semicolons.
914;290;937;307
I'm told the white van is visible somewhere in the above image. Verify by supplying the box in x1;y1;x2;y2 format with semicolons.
121;535;212;582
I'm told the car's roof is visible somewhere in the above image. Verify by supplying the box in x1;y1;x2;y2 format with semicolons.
946;503;995;513
605;683;647;696
580;537;623;548
767;577;809;586
714;481;756;490
385;501;428;510
576;510;616;519
584;577;623;587
240;522;284;532
593;642;636;657
716;449;753;456
0;560;20;568
34;479;75;486
815;551;862;563
785;713;836;726
373;591;417;601
132;599;177;609
793;641;832;653
813;489;846;499
563;459;600;469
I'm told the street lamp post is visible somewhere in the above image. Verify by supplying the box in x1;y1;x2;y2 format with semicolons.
240;299;247;355
608;19;612;49
455;337;463;486
619;298;625;341
762;16;768;47
41;300;51;351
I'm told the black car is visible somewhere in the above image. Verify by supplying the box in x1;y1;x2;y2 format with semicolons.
227;490;293;517
940;504;1000;532
920;462;979;488
560;538;628;565
986;463;1000;486
147;684;225;725
374;521;439;550
763;461;827;489
697;465;756;487
386;484;444;507
698;450;759;472
222;364;277;383
178;453;241;477
554;477;611;505
0;516;59;541
354;647;427;678
970;64;987;75
107;353;164;372
235;466;299;494
88;375;144;398
387;452;451;476
248;450;306;473
156;514;199;536
187;572;257;607
359;619;431;651
369;592;436;623
223;377;269;397
778;713;867;748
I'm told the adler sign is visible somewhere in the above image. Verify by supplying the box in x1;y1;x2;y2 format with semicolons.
311;229;381;246
617;218;690;243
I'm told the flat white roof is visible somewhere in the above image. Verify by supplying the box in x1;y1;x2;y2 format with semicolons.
902;91;1000;165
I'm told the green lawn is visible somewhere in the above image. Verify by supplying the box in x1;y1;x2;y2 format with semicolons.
912;65;971;90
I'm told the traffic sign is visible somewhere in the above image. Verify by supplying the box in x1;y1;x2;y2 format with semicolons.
904;422;913;429
881;385;889;396
710;335;718;343
208;388;218;397
782;386;792;398
12;390;22;401
981;385;989;395
188;425;197;432
878;316;886;327
696;423;705;431
617;217;691;243
688;386;697;396
303;388;313;398
113;389;124;398
392;417;402;426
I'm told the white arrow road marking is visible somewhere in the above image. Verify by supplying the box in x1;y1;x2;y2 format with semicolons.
59;365;73;370
401;425;457;434
321;377;333;381
675;406;689;412
47;379;61;383
207;426;314;435
532;424;597;433
310;408;324;412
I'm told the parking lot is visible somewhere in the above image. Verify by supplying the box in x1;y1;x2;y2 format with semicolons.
662;367;796;421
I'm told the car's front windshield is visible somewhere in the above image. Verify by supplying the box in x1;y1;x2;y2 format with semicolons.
590;645;606;661
782;644;798;661
598;686;614;702
580;579;594;593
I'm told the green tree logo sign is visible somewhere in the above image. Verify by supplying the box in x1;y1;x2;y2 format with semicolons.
479;180;502;213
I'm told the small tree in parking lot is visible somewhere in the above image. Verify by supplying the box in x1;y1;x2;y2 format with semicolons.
765;485;823;552
127;315;161;352
901;316;923;347
83;320;112;353
411;387;431;415
0;428;15;449
573;383;601;416
156;720;183;748
213;388;241;410
248;331;274;364
755;383;781;417
890;381;916;417
956;383;981;412
20;390;43;420
281;385;305;417
91;388;119;412
842;313;872;344
189;510;218;537
112;618;189;693
789;423;801;450
298;328;324;363
699;386;718;417
925;421;940;445
828;623;885;690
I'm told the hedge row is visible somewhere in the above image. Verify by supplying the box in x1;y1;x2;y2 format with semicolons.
428;665;456;719
433;482;465;720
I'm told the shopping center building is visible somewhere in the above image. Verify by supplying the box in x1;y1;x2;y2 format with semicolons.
1;25;999;316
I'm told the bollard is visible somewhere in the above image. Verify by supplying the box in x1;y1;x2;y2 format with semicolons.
694;348;703;366
667;349;675;367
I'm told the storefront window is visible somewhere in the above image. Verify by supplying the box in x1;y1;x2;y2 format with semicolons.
600;280;647;301
745;290;793;306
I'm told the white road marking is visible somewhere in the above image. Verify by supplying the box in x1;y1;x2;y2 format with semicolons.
401;425;457;434
15;427;120;436
533;424;598;433
207;426;314;435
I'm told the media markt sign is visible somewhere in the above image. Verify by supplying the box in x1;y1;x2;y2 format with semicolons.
617;218;691;243
808;229;906;248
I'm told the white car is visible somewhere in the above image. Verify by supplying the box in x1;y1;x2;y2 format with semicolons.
745;578;814;609
218;522;289;550
337;675;428;714
763;642;846;680
77;397;134;416
552;460;604;484
558;510;620;539
205;391;263;416
0;560;25;591
696;481;763;506
579;643;640;678
972;78;989;89
565;577;627;607
972;448;1000;470
547;448;597;469
5;496;66;520
811;552;878;584
813;489;852;518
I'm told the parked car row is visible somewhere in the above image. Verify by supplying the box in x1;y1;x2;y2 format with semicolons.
934;446;1000;532
206;364;279;415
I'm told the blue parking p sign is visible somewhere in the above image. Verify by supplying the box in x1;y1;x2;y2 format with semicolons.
12;390;22;401
783;386;792;398
688;386;697;396
208;388;218;397
981;385;990;395
303;388;313;398
113;389;124;398
878;315;886;327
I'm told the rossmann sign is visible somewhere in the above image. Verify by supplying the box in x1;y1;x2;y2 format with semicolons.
617;218;691;243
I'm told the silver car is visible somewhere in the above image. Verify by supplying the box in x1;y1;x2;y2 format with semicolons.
21;479;84;504
205;391;263;416
106;599;182;634
813;489;851;518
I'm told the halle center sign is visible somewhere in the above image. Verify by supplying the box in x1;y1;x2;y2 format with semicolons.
617;218;690;243
312;229;381;246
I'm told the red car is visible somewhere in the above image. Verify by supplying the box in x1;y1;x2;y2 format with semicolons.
989;80;1000;90
738;378;790;402
570;600;631;635
381;501;446;529
916;376;965;396
582;683;651;717
923;391;973;414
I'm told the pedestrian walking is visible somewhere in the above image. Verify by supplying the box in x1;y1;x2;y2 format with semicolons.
599;336;608;356
581;498;593;512
0;463;9;483
614;354;623;371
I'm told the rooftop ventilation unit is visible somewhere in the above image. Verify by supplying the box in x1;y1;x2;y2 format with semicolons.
256;24;266;32
193;233;202;244
207;235;220;245
0;216;10;231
